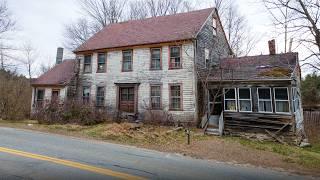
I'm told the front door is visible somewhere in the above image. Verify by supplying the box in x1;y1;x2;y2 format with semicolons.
208;89;223;127
119;87;135;113
52;89;60;102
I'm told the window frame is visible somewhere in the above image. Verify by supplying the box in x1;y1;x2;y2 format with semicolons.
169;46;182;69
237;88;252;112
150;84;162;110
82;86;91;104
169;84;183;111
83;55;92;73
274;87;291;114
122;50;133;72
96;86;105;107
205;48;210;68
150;48;162;70
97;53;106;73
292;87;299;113
257;87;273;113
51;89;60;102
223;88;237;112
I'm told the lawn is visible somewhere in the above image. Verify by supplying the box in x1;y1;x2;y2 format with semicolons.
0;119;319;176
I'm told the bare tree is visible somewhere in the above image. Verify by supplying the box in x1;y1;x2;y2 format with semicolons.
0;0;15;38
214;0;258;56
80;0;126;28
63;18;96;51
65;0;195;50
263;0;320;71
64;0;126;50
19;42;37;82
128;0;149;20
0;0;15;70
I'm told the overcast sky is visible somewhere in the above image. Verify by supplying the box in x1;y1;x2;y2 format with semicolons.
6;0;310;76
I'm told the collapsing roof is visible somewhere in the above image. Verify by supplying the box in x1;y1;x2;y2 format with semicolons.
31;59;76;86
75;8;214;52
209;53;299;81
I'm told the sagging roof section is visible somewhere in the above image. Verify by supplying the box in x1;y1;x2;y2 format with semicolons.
209;53;299;81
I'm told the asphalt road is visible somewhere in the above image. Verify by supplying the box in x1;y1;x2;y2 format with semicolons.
0;127;314;180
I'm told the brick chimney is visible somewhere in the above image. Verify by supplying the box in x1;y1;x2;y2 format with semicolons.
56;47;64;64
268;39;276;55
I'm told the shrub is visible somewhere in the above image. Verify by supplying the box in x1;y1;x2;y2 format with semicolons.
32;100;109;125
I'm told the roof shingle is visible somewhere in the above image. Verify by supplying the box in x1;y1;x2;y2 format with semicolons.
75;8;214;52
209;53;298;81
32;59;76;86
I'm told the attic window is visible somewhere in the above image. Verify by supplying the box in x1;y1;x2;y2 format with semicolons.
205;48;210;68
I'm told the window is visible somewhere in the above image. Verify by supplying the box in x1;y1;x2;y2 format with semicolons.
150;48;161;70
169;46;181;69
97;53;106;73
169;85;182;110
224;88;237;111
82;86;90;103
36;89;45;106
96;87;105;107
150;85;161;109
84;55;92;73
120;87;134;101
274;87;290;113
292;87;299;113
238;88;252;112
258;88;272;113
205;48;210;68
52;89;60;102
122;50;133;72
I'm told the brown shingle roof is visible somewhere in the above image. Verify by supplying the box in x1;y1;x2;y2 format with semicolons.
75;8;214;52
32;59;76;86
209;53;298;81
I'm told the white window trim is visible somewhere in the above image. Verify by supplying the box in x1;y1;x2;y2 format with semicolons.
274;87;291;114
224;88;237;112
238;88;252;112
292;87;298;113
257;87;273;113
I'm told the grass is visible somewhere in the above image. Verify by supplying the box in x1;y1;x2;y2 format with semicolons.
226;137;320;169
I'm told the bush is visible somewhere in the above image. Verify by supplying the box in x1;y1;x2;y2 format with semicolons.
32;100;109;125
0;70;31;120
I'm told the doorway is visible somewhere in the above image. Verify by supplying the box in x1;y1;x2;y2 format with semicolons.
119;87;135;113
208;89;223;128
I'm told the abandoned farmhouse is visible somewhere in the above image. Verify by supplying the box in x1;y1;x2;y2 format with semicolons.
31;8;303;135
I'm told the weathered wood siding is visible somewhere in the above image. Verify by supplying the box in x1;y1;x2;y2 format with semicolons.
195;10;232;123
78;43;196;122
